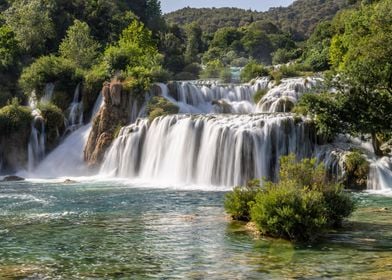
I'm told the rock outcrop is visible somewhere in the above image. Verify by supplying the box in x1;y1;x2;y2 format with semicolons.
84;81;132;168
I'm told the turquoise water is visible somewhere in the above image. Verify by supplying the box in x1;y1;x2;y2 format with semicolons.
1;181;392;279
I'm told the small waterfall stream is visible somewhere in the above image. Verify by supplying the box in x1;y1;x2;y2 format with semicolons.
65;83;84;133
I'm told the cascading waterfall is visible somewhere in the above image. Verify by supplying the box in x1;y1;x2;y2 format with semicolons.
367;157;392;191
101;114;316;186
162;79;270;114
256;77;322;113
27;91;46;172
65;83;84;133
30;92;104;178
40;83;55;104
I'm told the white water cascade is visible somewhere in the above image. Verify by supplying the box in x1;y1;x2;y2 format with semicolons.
162;79;270;114
367;157;392;191
101;114;316;186
65;83;84;133
256;77;322;113
27;92;46;172
30;93;104;178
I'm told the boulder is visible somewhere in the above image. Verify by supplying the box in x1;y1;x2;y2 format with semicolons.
1;175;25;182
102;83;111;104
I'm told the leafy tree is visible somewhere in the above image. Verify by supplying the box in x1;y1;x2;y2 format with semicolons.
59;20;100;69
184;22;203;64
0;25;20;70
240;60;269;83
241;27;273;64
4;0;55;55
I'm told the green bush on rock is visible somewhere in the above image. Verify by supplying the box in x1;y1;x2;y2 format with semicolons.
37;102;65;148
0;98;32;135
240;60;269;83
225;154;356;243
343;151;370;190
146;96;179;122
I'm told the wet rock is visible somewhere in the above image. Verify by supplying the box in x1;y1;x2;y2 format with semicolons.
150;84;162;96
110;82;122;106
1;175;25;182
102;83;111;104
84;80;134;168
63;179;77;184
167;81;178;100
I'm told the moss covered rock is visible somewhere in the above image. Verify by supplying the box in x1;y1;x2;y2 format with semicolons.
146;96;179;122
342;151;370;190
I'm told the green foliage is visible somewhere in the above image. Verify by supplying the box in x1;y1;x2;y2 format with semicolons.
104;20;160;75
241;27;273;65
19;55;83;99
201;60;224;79
184;22;203;64
226;154;356;242
240;61;269;83
0;98;32;135
250;181;328;242
4;0;55;55
37;102;64;145
59;20;100;69
219;68;232;83
165;0;356;38
173;72;198;81
272;48;302;65
224;179;261;221
146;96;179;122
0;25;20;70
253;89;268;104
183;63;202;77
343;151;370;190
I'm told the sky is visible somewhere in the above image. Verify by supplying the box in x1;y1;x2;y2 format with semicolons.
161;0;295;14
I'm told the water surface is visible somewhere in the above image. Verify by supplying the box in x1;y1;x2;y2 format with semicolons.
0;181;391;279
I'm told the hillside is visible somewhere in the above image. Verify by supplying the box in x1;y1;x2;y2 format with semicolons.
165;0;357;39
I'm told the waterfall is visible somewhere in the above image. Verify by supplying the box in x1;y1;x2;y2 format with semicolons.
65;83;84;133
27;92;46;172
40;83;55;104
101;114;316;186
30;93;104;178
367;157;392;191
162;81;265;114
256;77;322;113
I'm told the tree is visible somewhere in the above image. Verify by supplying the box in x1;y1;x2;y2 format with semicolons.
241;27;273;65
59;20;100;69
0;25;20;70
4;0;55;55
184;22;203;64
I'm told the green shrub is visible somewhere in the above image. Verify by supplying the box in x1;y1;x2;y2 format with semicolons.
224;179;261;221
19;55;83;97
150;67;172;83
174;72;198;81
240;60;269;83
219;68;232;83
226;154;356;243
253;89;268;104
0;98;32;135
201;59;224;79
183;63;202;76
146;96;179;122
250;181;328;242
343;151;370;190
37;102;65;147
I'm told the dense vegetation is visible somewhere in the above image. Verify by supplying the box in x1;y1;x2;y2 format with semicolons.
225;154;355;242
165;0;358;39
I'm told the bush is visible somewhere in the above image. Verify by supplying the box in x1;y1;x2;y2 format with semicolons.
19;55;83;97
253;89;268;104
37;102;65;148
183;63;202;76
219;68;232;83
250;181;328;242
226;154;356;243
224;179;261;221
146;96;179;122
342;151;370;190
0;98;32;135
240;61;269;83
201;60;224;79
173;72;198;81
150;67;172;83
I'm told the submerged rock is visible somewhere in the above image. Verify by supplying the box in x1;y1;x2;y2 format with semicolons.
1;175;25;182
63;179;77;184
